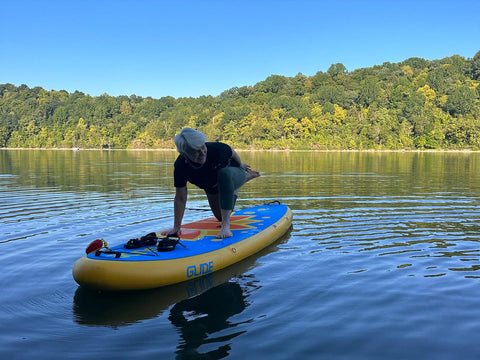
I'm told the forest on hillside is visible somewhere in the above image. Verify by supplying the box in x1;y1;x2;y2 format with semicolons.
1;51;480;150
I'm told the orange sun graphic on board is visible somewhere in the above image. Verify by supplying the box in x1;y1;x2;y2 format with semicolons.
175;214;263;241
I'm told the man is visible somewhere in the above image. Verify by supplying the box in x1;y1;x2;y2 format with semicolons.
162;128;260;238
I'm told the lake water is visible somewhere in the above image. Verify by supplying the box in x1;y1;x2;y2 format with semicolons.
1;149;480;359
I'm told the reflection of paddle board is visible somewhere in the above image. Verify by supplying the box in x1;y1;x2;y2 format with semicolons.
72;202;292;291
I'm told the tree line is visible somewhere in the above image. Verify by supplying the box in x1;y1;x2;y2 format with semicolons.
1;51;480;150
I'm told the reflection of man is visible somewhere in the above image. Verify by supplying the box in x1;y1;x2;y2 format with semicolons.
169;282;248;359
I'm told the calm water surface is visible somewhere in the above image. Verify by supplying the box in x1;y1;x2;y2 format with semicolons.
1;149;480;359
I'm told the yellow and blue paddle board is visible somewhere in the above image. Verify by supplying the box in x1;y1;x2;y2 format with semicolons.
72;202;292;291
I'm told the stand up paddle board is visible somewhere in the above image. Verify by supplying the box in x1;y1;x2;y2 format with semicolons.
72;202;292;291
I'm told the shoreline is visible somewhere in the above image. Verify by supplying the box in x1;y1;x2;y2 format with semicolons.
1;147;479;153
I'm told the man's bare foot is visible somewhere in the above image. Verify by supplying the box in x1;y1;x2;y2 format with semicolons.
216;228;233;238
217;209;233;238
245;167;260;182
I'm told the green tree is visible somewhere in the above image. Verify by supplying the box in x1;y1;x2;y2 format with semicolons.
357;76;381;107
446;85;477;116
468;50;480;80
327;63;348;78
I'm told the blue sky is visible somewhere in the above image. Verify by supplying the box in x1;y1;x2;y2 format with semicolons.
1;0;479;99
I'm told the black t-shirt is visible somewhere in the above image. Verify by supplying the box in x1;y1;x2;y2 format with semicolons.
173;142;240;194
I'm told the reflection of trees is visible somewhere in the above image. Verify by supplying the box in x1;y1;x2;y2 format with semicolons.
169;281;249;359
0;149;176;193
4;150;478;201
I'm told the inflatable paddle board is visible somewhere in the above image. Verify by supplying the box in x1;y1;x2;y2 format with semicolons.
72;202;292;291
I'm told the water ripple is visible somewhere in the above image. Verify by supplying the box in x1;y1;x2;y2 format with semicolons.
290;194;480;279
